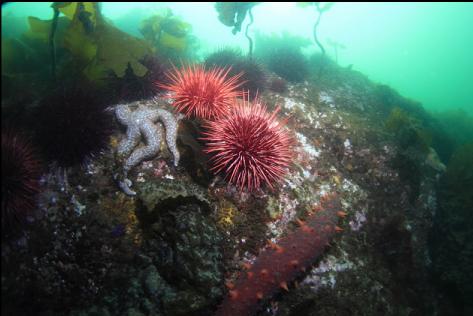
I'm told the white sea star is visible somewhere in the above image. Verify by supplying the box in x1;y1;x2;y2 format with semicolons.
114;100;181;195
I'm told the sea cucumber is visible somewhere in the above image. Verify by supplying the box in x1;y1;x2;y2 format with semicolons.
215;194;343;316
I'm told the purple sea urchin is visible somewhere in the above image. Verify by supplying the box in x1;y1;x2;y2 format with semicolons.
35;87;114;168
205;48;267;100
1;127;42;235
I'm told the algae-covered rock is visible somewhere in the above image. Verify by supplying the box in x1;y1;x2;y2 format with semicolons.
143;264;162;296
155;206;223;315
69;306;111;316
136;178;210;215
134;178;223;315
177;119;213;187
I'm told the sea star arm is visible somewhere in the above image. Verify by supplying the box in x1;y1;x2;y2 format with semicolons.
123;122;163;173
156;109;180;166
118;178;136;196
118;125;140;157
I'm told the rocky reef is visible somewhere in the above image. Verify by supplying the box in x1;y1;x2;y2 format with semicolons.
2;54;456;316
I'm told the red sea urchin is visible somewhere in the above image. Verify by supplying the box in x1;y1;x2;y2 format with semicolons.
202;95;293;191
156;64;244;120
1;128;42;235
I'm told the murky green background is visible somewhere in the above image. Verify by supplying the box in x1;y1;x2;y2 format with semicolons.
3;2;472;114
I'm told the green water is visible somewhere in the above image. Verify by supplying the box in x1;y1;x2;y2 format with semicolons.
3;2;472;114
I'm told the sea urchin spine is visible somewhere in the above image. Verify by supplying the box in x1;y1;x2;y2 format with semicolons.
1;128;42;235
34;87;114;168
157;64;244;120
202;95;293;191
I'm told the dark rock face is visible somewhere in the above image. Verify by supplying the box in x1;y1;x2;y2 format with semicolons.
430;144;473;316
